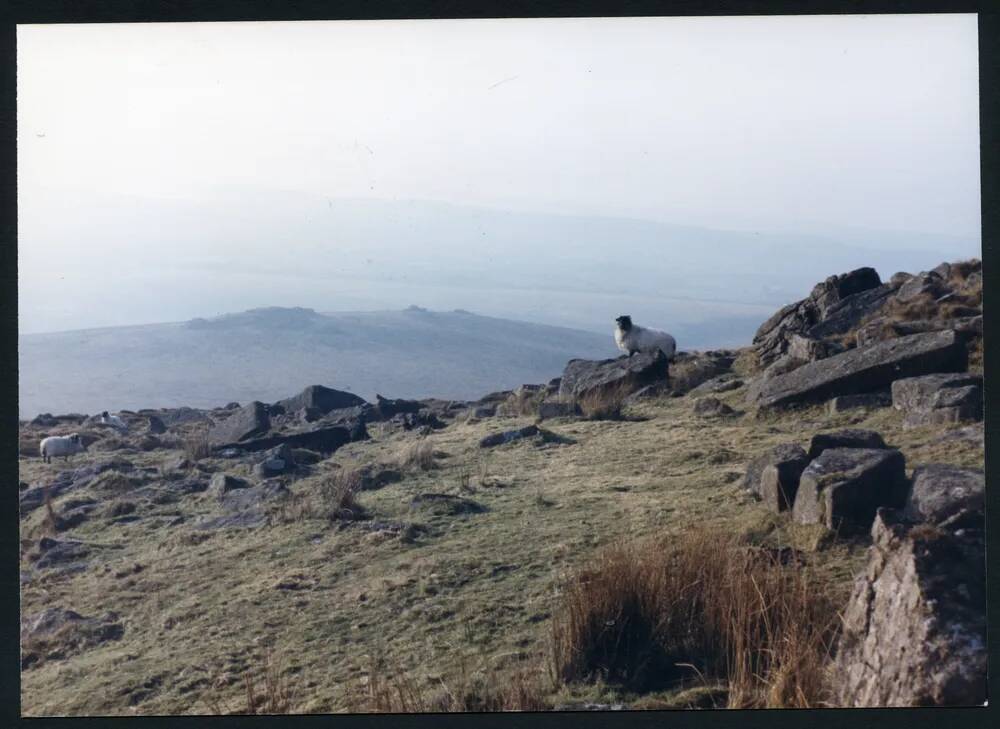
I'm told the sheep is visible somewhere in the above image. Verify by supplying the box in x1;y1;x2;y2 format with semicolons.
614;315;677;360
100;411;128;432
40;433;87;464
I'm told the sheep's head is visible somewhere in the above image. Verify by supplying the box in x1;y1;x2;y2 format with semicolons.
615;315;632;331
69;433;87;450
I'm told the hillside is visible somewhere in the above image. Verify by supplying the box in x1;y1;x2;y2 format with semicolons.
18;307;613;418
18;259;985;714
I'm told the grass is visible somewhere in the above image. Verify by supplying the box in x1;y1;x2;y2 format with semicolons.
497;389;546;418
317;469;366;521
395;438;437;471
17;378;983;715
576;385;631;421
548;529;841;707
203;651;294;714
183;433;214;462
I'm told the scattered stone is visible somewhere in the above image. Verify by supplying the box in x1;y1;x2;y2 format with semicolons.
194;511;268;530
742;443;809;498
559;351;669;400
537;401;581;419
687;374;745;397
792;448;908;533
479;425;539;448
20;608;124;668
410;493;486;516
467;404;497;419
807;429;887;459
830;509;985;706
895;270;947;303
355;464;403;491
903;464;984;525
207;401;270;446
891;373;983;429
220;421;366;454
217;481;290;512
390;410;445;431
758;454;810;513
275;385;367;416
888;271;913;288
31;537;91;570
208;473;251;498
751;330;967;410
668;350;737;394
827;391;892;414
252;443;295;478
20;459;135;514
692;397;735;418
622;382;671;404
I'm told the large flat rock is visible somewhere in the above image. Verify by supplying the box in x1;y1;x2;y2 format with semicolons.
792;447;908;533
891;373;983;429
207;401;270;445
275;385;367;416
751;330;967;410
559;351;668;400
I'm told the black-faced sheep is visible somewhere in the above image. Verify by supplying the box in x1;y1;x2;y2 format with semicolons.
614;315;677;360
100;411;128;431
39;433;87;463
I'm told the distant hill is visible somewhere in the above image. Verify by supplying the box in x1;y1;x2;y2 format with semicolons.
18;307;615;418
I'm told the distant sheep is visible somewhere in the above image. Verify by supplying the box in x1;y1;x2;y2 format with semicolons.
40;433;87;463
614;315;676;361
100;411;128;432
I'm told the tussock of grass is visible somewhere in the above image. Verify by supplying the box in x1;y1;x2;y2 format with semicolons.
396;439;437;471
497;389;546;418
318;469;366;521
183;433;213;462
576;386;631;421
548;529;840;707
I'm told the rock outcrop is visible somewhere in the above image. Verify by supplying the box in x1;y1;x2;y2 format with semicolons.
830;509;986;706
750;330;967;410
752;267;891;368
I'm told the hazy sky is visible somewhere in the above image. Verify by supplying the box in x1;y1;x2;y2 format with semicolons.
17;14;981;333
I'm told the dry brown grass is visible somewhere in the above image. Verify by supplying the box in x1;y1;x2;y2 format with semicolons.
497;389;546;418
395;438;437;471
576;385;631;421
548;529;840;707
731;348;762;377
183;433;213;462
203;651;294;715
318;469;366;521
353;650;552;713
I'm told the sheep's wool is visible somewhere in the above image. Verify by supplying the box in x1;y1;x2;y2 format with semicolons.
615;324;677;360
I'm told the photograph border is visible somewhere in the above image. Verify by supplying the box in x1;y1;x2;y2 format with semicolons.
1;1;995;727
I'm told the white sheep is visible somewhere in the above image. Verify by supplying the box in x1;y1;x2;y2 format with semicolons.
40;433;87;463
100;411;128;432
614;315;677;360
